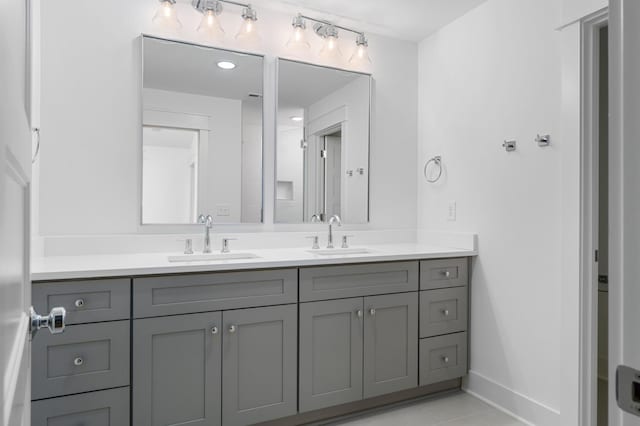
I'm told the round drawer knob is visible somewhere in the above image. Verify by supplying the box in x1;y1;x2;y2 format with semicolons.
356;310;363;318
211;326;218;335
229;325;237;333
369;308;376;316
74;357;84;366
444;271;451;278
74;299;85;308
442;356;450;364
442;309;450;317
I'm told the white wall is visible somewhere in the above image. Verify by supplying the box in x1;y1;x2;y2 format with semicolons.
36;0;418;239
560;0;608;27
418;0;565;424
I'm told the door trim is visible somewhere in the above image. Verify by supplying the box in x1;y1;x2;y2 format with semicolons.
579;9;609;426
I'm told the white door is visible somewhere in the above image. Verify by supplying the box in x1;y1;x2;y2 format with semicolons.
609;1;640;425
1;0;35;424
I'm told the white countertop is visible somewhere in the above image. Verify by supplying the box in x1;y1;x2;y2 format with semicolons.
31;243;477;281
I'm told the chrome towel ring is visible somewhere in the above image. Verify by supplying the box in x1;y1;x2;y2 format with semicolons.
424;156;443;183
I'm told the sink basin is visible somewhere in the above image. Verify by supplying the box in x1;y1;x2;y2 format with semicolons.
308;248;373;256
168;253;259;262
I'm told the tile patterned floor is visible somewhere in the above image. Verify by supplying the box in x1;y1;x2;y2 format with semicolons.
332;392;526;426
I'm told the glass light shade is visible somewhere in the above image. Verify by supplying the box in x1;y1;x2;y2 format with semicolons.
235;17;260;43
349;43;372;65
152;0;181;30
197;10;225;42
286;26;311;51
319;35;342;60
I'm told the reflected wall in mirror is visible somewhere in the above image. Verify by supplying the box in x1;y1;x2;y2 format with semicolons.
142;36;263;225
275;59;370;224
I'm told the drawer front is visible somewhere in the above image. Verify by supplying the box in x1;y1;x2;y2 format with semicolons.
419;332;468;386
300;261;419;302
32;387;130;426
33;279;130;324
133;269;298;318
32;321;130;400
420;258;468;290
420;287;468;338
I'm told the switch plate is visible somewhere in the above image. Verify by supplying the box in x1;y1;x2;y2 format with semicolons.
216;205;231;217
448;201;457;221
617;365;640;417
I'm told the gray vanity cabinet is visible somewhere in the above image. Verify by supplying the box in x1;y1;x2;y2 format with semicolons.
133;312;223;426
222;304;298;426
363;292;418;398
299;297;364;412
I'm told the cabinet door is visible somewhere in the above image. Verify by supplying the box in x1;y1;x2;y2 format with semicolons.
364;292;418;398
299;298;364;412
133;312;222;426
222;304;297;426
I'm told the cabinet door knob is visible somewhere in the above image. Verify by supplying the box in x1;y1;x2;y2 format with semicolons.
74;357;84;366
211;326;218;335
369;308;376;316
444;270;451;278
441;356;450;364
74;299;85;308
356;310;363;318
228;325;237;333
441;309;450;317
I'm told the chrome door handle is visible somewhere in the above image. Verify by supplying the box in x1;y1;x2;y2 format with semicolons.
356;309;363;318
30;306;66;337
228;325;237;333
74;357;84;366
441;309;450;317
369;308;376;316
211;326;219;335
442;356;450;364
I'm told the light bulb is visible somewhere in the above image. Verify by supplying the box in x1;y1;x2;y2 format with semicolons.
286;15;310;52
197;9;225;41
235;7;260;44
319;35;342;60
349;34;372;65
152;0;181;30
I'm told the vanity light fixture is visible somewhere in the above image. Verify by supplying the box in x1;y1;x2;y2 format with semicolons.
235;5;260;43
152;0;182;29
193;0;225;41
286;13;372;65
217;61;236;69
285;14;311;52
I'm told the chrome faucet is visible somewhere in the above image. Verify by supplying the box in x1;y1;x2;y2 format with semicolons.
198;214;214;253
327;215;342;249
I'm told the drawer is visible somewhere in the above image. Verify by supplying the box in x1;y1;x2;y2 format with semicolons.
32;387;130;426
420;287;468;338
300;261;419;302
419;332;468;386
133;269;297;318
32;321;130;400
420;258;468;290
32;278;130;324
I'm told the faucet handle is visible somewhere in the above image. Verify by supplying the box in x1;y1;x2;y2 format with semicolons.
306;235;320;250
221;237;237;253
341;235;355;249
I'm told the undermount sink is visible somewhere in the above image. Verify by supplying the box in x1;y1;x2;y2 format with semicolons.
168;253;260;262
308;248;373;256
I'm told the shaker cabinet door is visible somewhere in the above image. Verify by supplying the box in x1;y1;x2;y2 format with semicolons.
363;292;418;398
133;312;222;426
299;298;364;412
222;304;298;426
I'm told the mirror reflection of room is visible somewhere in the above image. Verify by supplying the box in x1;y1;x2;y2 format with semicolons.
141;36;263;225
276;59;370;224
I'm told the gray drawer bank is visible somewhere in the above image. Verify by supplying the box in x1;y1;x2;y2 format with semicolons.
32;257;471;426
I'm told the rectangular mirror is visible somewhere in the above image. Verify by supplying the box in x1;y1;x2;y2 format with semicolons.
142;36;263;224
275;59;371;224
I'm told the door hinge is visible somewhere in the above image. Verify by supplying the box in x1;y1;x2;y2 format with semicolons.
595;250;599;262
321;149;327;158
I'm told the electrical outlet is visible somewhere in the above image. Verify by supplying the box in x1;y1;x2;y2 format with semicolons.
448;201;457;221
216;205;231;217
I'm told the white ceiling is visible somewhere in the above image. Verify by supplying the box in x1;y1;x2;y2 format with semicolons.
250;0;487;42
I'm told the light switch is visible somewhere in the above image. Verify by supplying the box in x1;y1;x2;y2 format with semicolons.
448;201;457;221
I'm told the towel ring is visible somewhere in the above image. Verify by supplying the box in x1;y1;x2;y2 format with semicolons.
424;156;443;183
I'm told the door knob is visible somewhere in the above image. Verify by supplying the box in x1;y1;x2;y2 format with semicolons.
228;325;237;333
30;306;66;337
74;357;84;366
211;326;219;335
74;298;85;308
369;308;376;316
356;310;363;318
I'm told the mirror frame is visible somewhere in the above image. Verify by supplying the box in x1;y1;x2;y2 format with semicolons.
274;57;372;224
139;34;266;227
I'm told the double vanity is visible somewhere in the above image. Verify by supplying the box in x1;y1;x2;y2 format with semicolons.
30;244;474;426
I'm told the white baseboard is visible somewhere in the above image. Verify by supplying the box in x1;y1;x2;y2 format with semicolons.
463;370;561;426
